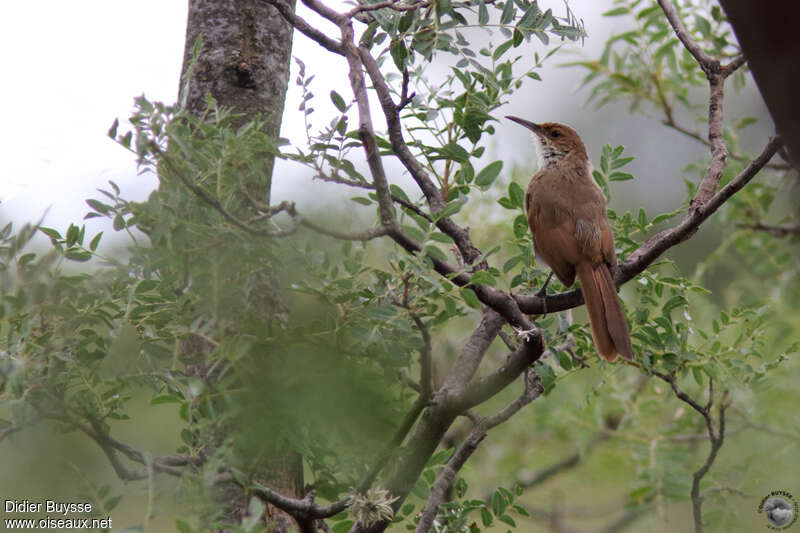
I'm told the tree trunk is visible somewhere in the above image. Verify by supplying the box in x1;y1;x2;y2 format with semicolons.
178;1;300;530
180;0;296;205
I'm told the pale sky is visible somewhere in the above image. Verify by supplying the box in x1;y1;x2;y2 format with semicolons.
0;2;768;234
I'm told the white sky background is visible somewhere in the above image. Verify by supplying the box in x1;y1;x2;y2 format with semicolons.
0;1;771;235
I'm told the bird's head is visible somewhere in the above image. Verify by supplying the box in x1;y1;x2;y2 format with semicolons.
505;117;588;167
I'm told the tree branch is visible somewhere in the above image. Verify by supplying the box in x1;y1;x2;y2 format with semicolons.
651;373;729;533
357;47;485;267
453;332;544;411
252;482;349;519
439;309;505;396
0;424;24;443
415;370;543;533
40;409;197;481
348;0;428;17
517;432;610;489
339;22;396;227
656;0;718;75
738;221;800;237
300;219;389;241
267;0;344;55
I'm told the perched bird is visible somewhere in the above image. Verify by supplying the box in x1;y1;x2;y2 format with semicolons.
507;117;633;362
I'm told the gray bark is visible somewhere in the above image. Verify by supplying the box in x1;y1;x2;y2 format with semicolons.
178;1;299;531
180;0;297;205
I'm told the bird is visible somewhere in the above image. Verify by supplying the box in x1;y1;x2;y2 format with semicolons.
506;116;633;362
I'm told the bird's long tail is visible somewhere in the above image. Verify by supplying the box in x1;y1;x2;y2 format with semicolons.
575;261;633;362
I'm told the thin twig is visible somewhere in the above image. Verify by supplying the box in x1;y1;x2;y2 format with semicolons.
268;0;345;55
651;372;729;533
738;222;800;237
656;0;718;75
0;424;24;442
251;482;349;519
517;432;610;489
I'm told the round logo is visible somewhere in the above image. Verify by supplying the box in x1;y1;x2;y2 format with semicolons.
758;491;798;530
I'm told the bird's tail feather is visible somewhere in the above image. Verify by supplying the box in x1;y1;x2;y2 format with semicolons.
576;262;633;362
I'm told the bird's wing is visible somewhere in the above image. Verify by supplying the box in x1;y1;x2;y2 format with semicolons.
531;221;577;287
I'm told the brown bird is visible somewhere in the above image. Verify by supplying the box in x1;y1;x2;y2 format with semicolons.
507;117;633;362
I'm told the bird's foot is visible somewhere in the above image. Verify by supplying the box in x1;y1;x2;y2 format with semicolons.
535;271;553;316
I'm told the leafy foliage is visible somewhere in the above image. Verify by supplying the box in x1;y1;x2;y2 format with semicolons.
1;1;798;532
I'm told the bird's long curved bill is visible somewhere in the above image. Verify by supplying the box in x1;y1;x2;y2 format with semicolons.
505;115;542;134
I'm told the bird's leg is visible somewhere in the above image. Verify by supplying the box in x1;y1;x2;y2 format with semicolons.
514;271;556;341
536;271;554;315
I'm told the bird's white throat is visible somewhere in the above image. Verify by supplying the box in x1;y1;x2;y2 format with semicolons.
533;136;565;167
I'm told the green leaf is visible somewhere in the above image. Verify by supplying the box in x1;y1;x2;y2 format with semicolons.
104;495;122;512
390;184;410;202
330;90;347;112
508;181;524;209
602;7;629;16
651;212;678;225
503;256;522;273
429;232;453;243
428;448;454;466
475;161;503;189
390;38;408;70
181;428;194;446
151;394;182;405
242;497;265;531
493;39;514;61
438;142;470;163
438;198;465;219
350;196;372;205
478;0;489;25
120;131;133;149
500;0;515;24
424;245;448;262
411;477;430;499
399;10;415;32
637;208;647;228
557;350;572;370
333;520;355;533
694;15;711;38
38;227;62;240
611;156;634;169
113;214;126;231
65;249;92;262
512;503;530;516
86;198;112;215
455;477;468;498
609;172;634;181
498;514;517;527
469;270;496;286
492;489;508;516
89;232;103;252
107;118;119;139
480;507;493;526
735;117;757;129
66;224;79;247
534;361;556;395
460;287;482;309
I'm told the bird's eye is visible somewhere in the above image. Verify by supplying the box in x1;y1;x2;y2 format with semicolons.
550;130;561;138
